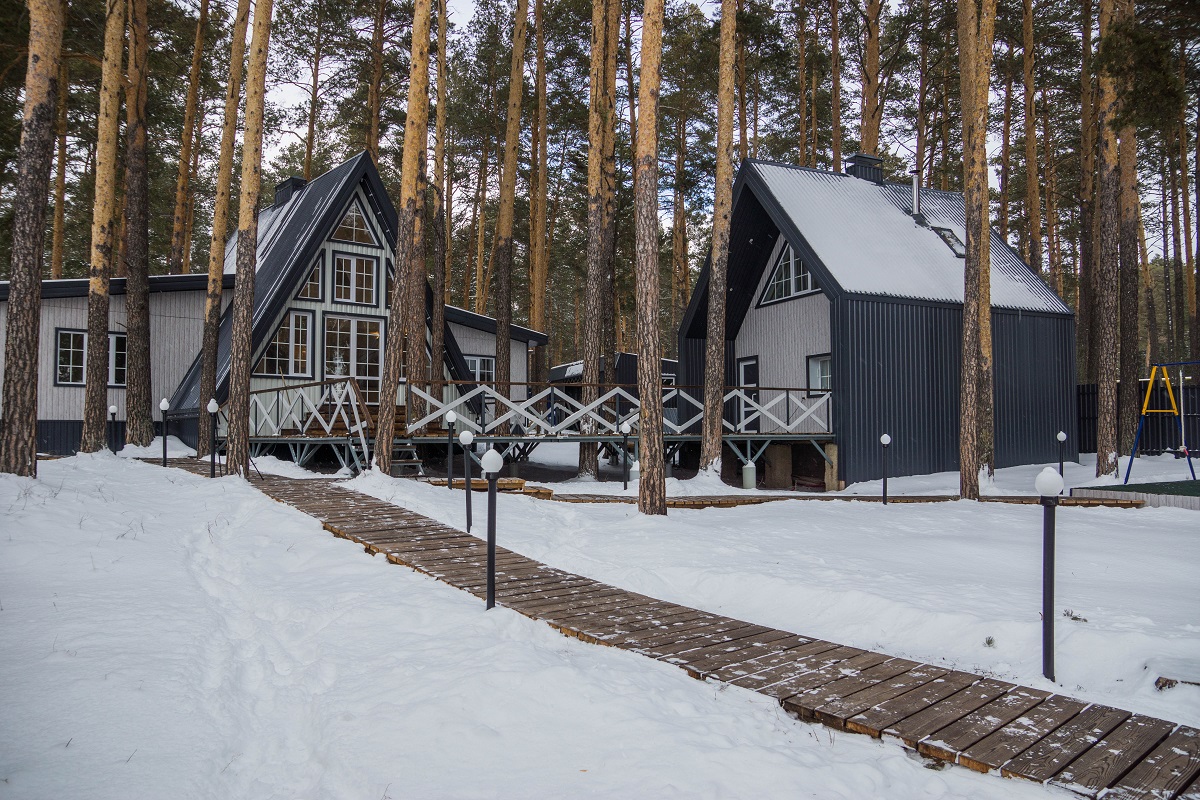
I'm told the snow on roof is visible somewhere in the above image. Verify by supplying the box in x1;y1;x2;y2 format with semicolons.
749;162;1069;314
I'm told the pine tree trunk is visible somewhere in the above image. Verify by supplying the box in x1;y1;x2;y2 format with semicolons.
528;0;550;384
1169;140;1186;359
1093;0;1119;476
407;155;429;422
670;113;688;343
491;0;529;434
197;0;250;458
1117;119;1138;456
957;0;998;498
376;0;432;474
471;144;487;312
999;47;1012;242
366;0;385;161
633;0;666;514
579;0;615;478
303;0;325;181
700;0;738;470
0;0;64;476
859;0;882;155
797;4;806;164
622;5;637;179
123;0;153;447
430;0;449;401
225;0;274;477
181;114;203;273
1077;0;1096;382
50;58;68;281
830;0;841;171
80;0;127;454
602;0;619;393
1022;0;1041;275
1139;208;1160;363
736;0;747;163
169;0;209;274
1040;87;1060;294
915;0;929;180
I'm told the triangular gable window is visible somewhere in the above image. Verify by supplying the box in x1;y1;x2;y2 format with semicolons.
332;199;378;245
296;258;323;299
760;243;817;305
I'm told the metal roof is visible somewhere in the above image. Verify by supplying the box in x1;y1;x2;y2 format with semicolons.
748;161;1070;314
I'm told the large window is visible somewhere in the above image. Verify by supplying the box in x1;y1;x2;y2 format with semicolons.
56;330;126;387
333;254;377;306
325;316;382;403
760;243;817;304
807;353;831;395
332;201;378;245
464;355;495;384
254;311;312;377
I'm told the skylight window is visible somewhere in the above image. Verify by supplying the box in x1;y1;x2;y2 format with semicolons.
932;227;967;258
760;243;817;304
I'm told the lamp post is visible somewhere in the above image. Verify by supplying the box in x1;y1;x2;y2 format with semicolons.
459;429;474;532
480;447;504;611
445;410;458;489
108;405;118;454
620;421;632;490
880;433;892;504
1056;430;1067;478
206;398;219;478
159;398;170;467
1035;466;1064;682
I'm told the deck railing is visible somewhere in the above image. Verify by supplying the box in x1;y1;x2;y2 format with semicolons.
232;377;374;455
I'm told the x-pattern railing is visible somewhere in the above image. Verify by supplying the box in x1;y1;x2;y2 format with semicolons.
243;378;372;455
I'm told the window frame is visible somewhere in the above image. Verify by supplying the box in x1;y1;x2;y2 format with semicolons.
931;226;967;258
757;242;820;307
252;309;315;379
331;250;380;308
329;198;382;248
806;352;832;397
54;328;128;388
321;312;387;404
295;253;324;301
463;354;497;385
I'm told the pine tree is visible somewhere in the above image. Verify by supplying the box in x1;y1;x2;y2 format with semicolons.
0;0;64;476
1093;0;1119;476
168;0;209;274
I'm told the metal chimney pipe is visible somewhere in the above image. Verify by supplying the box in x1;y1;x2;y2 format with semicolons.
910;169;921;216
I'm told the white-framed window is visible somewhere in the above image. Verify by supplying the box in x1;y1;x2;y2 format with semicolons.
333;254;377;305
760;243;817;304
324;315;383;403
56;329;127;387
807;353;831;395
254;310;312;377
297;260;322;300
464;355;496;384
331;201;378;245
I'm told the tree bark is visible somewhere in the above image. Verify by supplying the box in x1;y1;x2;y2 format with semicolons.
197;0;250;458
1169;136;1185;360
0;0;64;476
168;0;209;274
50;57;68;280
528;0;550;384
376;0;433;474
1077;0;1096;382
1022;0;1041;275
1117;118;1138;455
181;111;203;274
670;113;688;343
225;0;275;477
859;0;882;155
830;0;841;171
80;0;126;454
122;0;153;447
998;46;1012;242
365;0;385;161
471;142;488;312
1093;0;1119;476
700;0;738;470
1040;86;1060;294
430;0;449;401
797;3;806;164
736;0;747;162
1138;207;1159;364
957;0;998;498
303;0;325;181
491;0;529;434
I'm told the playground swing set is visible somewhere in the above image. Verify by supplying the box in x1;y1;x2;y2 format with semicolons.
1124;361;1198;484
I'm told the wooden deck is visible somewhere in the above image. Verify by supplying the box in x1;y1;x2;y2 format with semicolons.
550;492;1145;509
158;458;1192;797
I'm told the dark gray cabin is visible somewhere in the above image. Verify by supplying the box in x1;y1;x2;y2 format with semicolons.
677;155;1077;485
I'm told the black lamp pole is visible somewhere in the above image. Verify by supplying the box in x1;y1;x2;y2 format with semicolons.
1042;494;1057;682
880;434;891;505
1057;431;1067;477
622;429;630;490
464;451;473;532
109;406;118;454
486;471;497;610
447;419;455;489
161;403;169;467
209;406;218;478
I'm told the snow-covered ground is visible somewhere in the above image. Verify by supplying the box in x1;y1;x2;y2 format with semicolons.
2;454;1070;799
350;459;1200;732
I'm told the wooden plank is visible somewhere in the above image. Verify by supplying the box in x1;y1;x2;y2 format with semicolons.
760;651;892;700
617;616;750;652
801;663;949;730
1048;714;1175;797
845;672;980;739
539;594;666;623
784;657;922;723
660;630;800;669
709;639;843;684
1001;703;1131;782
648;623;777;659
677;634;815;677
957;694;1088;773
883;678;1013;749
725;643;862;691
918;686;1050;763
1099;726;1200;800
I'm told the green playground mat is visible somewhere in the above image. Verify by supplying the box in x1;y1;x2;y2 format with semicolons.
1107;479;1200;497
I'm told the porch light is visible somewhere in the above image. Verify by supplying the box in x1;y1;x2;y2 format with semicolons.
458;430;474;446
159;398;170;412
446;410;458;425
480;447;503;475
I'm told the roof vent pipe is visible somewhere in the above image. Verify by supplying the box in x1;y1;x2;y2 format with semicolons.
911;169;921;216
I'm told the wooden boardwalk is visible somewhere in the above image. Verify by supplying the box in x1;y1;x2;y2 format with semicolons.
551;492;1145;509
160;459;1193;798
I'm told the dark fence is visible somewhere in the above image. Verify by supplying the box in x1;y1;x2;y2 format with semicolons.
1077;383;1200;454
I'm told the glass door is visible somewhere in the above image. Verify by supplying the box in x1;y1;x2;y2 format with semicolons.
325;316;382;404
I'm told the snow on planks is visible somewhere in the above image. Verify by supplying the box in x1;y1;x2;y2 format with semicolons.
154;459;1196;799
